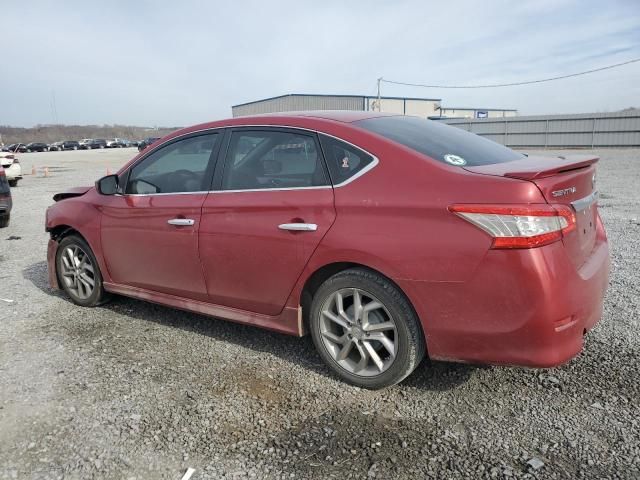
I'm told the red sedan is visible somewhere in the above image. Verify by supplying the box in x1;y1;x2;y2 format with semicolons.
45;111;609;389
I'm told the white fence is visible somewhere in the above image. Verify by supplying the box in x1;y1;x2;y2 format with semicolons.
443;110;640;148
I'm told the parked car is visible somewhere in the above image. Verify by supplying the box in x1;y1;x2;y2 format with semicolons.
62;140;80;151
78;139;93;149
45;111;610;389
2;143;28;153
0;166;11;228
106;138;126;148
80;139;107;150
26;142;49;152
0;152;22;187
48;141;64;151
137;137;160;151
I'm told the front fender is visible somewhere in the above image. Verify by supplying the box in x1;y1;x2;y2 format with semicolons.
45;190;109;283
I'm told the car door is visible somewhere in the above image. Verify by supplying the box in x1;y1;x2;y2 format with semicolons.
100;132;221;300
199;127;336;315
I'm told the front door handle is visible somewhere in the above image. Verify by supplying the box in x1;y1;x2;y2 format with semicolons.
278;223;318;232
168;218;195;226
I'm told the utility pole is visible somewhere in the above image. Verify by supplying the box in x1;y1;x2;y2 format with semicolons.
377;77;383;111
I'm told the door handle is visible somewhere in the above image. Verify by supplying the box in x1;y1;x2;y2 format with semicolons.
168;218;195;226
278;223;318;232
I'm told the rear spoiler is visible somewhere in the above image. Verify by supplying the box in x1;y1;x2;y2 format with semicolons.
464;155;599;180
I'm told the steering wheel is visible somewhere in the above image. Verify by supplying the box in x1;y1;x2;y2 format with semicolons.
173;169;201;191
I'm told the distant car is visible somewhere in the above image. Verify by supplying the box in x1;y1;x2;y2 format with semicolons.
49;141;64;151
0;152;22;187
26;142;49;152
78;139;93;149
0;166;11;228
2;143;27;153
80;139;107;150
137;137;161;152
62;140;80;151
106;138;126;148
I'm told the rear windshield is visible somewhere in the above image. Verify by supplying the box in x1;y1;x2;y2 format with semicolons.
355;115;523;166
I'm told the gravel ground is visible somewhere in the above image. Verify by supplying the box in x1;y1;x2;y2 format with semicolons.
0;148;638;479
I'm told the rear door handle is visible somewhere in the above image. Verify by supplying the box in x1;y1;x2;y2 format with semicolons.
278;223;318;232
168;218;195;226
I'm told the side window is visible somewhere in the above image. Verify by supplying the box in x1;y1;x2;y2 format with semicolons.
319;135;375;185
126;133;219;194
222;130;328;190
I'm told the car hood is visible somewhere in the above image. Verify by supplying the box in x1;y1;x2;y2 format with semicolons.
53;186;93;202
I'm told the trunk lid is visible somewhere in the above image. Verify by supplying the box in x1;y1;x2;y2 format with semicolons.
464;155;599;268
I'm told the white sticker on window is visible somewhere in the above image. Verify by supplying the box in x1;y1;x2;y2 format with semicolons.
444;154;467;166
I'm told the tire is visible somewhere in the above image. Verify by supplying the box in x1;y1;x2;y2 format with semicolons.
56;234;111;307
0;214;9;228
309;268;425;389
8;179;17;187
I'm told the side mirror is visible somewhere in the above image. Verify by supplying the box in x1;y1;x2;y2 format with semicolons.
96;174;119;195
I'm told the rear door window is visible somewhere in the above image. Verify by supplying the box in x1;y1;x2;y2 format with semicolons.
355;115;523;166
221;130;328;190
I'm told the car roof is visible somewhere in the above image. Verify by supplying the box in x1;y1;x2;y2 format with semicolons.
169;110;401;140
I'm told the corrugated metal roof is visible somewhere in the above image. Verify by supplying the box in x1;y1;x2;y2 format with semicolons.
232;93;442;108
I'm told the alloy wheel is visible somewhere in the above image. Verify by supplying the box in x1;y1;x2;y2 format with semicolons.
60;245;96;300
319;288;397;377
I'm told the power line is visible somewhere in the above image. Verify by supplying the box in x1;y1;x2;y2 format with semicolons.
381;57;640;89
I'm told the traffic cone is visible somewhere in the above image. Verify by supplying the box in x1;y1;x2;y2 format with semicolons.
31;165;36;175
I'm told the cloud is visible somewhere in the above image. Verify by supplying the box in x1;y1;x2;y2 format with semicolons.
1;0;639;126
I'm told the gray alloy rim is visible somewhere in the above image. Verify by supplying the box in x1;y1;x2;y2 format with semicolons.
319;288;397;377
60;245;96;300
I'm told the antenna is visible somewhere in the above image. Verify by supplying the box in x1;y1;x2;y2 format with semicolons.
50;90;59;124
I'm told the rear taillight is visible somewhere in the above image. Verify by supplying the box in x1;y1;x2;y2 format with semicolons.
449;204;576;249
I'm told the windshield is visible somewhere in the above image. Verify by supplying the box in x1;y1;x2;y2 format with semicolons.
355;115;524;167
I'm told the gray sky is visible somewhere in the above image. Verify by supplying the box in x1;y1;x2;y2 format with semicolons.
2;0;639;127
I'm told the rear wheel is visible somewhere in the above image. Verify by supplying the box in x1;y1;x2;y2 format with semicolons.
309;268;425;389
56;235;110;307
8;179;17;187
0;214;9;228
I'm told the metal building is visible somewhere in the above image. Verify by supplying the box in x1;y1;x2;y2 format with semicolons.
232;94;442;118
438;107;517;119
231;93;517;119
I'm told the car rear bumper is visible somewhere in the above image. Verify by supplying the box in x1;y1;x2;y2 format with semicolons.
2;164;22;180
399;215;610;368
0;197;11;215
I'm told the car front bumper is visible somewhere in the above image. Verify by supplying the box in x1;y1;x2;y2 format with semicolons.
399;215;610;368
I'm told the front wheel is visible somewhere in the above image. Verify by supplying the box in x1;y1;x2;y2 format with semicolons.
309;268;426;389
56;235;110;307
8;179;17;187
